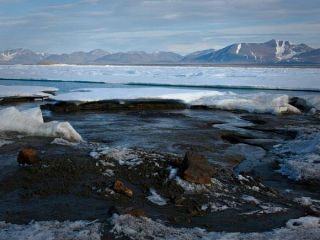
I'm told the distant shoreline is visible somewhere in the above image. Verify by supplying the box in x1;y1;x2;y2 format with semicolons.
0;63;320;68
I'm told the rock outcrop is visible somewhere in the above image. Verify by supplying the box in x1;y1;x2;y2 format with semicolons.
181;151;216;184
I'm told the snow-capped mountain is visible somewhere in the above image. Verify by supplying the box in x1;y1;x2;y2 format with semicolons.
40;49;110;65
0;49;48;64
0;40;318;65
290;49;320;64
181;49;216;63
182;40;314;64
94;51;183;64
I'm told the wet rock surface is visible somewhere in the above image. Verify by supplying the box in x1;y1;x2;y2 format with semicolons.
42;99;187;112
113;180;134;198
17;148;40;165
289;97;314;113
181;151;216;184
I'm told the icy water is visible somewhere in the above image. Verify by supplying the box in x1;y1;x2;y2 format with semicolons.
0;65;320;239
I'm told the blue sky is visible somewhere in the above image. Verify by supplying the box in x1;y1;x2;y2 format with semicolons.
0;0;319;54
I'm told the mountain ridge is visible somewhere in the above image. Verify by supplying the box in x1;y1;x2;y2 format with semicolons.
1;40;319;65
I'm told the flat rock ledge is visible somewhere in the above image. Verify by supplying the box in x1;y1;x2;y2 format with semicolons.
41;99;188;112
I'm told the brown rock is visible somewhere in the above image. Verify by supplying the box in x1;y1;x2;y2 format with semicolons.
17;148;40;165
181;151;216;184
126;208;146;217
113;180;133;198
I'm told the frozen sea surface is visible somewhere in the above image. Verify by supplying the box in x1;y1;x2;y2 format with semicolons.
1;65;320;91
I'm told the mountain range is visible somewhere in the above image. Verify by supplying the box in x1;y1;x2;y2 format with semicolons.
1;40;319;65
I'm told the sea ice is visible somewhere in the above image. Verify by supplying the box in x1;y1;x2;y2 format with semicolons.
0;85;57;99
0;107;82;142
1;65;320;91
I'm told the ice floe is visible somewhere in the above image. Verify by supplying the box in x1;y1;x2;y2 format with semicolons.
0;107;82;142
111;214;320;240
0;220;101;240
0;85;57;100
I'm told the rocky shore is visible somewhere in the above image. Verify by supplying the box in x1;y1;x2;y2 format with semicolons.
0;96;320;239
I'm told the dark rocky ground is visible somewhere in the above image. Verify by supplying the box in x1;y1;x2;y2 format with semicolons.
0;100;320;238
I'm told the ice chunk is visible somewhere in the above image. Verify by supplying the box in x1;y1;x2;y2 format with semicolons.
146;188;168;206
0;107;82;142
192;92;301;114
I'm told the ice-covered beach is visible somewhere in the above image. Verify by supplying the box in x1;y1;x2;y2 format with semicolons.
0;65;320;239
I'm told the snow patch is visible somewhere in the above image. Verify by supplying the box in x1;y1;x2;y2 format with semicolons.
242;195;260;205
168;167;178;179
275;40;286;60
146;188;168;206
111;214;320;240
90;147;142;167
0;107;82;142
175;176;211;193
0;220;101;240
236;43;242;54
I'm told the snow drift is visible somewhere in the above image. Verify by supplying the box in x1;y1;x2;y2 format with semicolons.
0;107;82;142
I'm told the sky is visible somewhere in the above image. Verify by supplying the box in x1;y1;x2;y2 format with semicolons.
0;0;319;54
